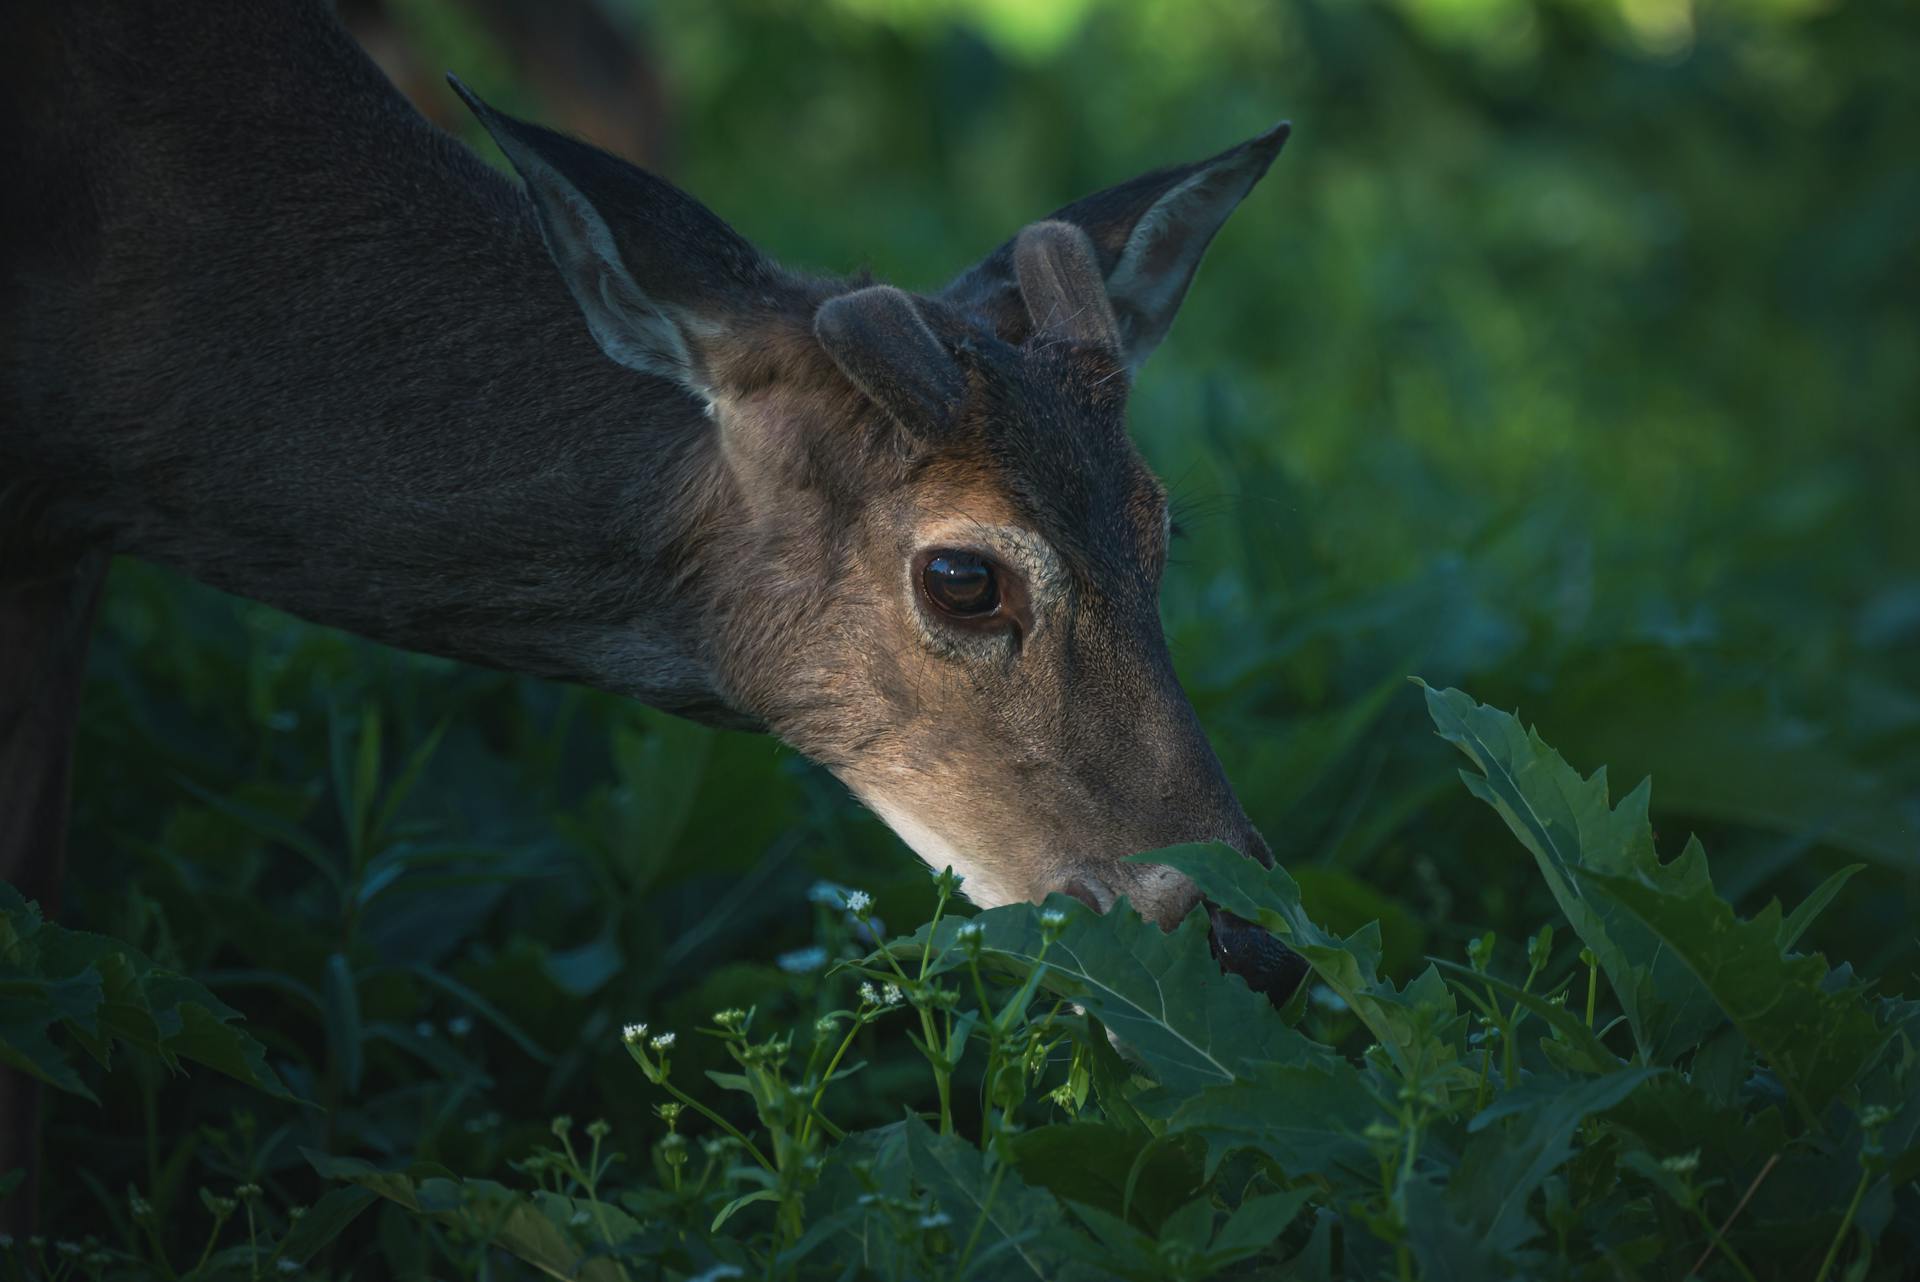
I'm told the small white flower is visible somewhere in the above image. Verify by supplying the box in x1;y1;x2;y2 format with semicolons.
649;1031;677;1051
778;945;828;974
845;890;873;914
814;1015;839;1036
276;1260;302;1275
859;981;880;1005
1039;909;1069;930
918;1211;952;1229
955;922;983;941
882;983;904;1006
621;1022;648;1044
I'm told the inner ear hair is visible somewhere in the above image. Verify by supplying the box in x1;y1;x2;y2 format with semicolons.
1013;221;1121;353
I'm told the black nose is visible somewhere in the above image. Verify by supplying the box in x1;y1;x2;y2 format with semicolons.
1206;903;1309;1008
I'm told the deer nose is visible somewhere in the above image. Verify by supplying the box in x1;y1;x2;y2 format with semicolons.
1204;823;1308;1005
1207;904;1310;1006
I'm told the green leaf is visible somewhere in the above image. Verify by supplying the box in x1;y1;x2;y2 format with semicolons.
1147;843;1463;1086
1421;682;1725;1064
1158;1061;1387;1190
1578;865;1886;1118
1208;1187;1312;1264
1779;863;1866;952
1431;958;1620;1075
0;884;290;1100
322;952;363;1095
1452;1068;1660;1253
305;1149;633;1281
276;1186;378;1263
900;1114;1091;1281
895;897;1332;1094
1007;1122;1202;1229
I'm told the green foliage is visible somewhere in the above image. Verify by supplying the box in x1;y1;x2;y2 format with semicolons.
0;884;288;1104
18;691;1913;1278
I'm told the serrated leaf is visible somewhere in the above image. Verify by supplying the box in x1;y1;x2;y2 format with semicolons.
0;884;290;1100
894;897;1331;1094
1421;682;1725;1064
1147;844;1462;1085
1158;1061;1387;1190
1451;1068;1659;1253
1577;865;1886;1118
900;1114;1093;1281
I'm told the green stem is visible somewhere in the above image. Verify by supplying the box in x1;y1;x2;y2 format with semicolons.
1813;1169;1871;1282
1690;1204;1759;1282
801;1020;865;1145
660;1079;775;1176
1585;961;1598;1029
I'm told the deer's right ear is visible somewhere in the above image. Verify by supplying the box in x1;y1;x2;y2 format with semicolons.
448;76;773;402
943;122;1290;371
814;287;965;437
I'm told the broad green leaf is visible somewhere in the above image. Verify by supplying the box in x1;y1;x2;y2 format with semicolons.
900;1114;1094;1281
895;897;1332;1094
1208;1187;1312;1264
1148;843;1463;1086
1007;1122;1203;1229
1421;682;1723;1063
1158;1061;1387;1191
1451;1068;1660;1253
1579;865;1887;1118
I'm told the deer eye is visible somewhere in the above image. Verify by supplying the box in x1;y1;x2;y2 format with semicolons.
921;551;999;618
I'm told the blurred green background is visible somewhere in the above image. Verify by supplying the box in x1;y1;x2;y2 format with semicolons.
44;0;1918;1254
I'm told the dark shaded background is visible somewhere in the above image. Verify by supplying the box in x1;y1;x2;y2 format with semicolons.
37;0;1918;1263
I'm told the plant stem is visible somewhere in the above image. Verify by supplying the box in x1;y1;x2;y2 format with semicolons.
800;1020;864;1145
1813;1168;1871;1282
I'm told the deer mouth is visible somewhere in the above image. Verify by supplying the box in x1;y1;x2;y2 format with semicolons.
1206;904;1311;1008
1063;872;1309;1008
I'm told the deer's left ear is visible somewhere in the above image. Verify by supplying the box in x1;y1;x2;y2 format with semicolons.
449;75;777;403
944;122;1290;371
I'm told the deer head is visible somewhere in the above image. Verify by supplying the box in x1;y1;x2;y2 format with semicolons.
454;81;1305;1002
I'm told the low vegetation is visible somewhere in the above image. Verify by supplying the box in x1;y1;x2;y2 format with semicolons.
7;686;1914;1278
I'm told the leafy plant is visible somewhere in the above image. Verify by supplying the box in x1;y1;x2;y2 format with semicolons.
205;687;1911;1281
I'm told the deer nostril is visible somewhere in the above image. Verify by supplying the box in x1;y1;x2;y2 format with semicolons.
1206;902;1308;1007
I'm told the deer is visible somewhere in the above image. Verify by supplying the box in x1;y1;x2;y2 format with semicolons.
1;0;1305;1216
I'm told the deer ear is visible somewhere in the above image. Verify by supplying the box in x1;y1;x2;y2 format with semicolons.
945;122;1290;371
814;287;965;437
449;75;774;400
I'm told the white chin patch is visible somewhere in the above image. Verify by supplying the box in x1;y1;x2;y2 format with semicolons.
861;796;1021;909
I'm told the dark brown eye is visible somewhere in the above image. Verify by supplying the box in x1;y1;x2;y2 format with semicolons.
921;551;999;617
